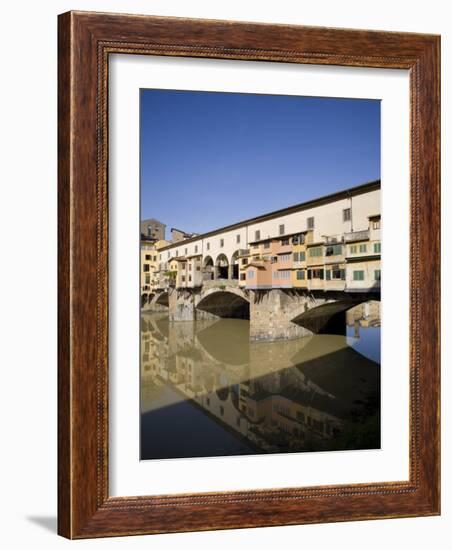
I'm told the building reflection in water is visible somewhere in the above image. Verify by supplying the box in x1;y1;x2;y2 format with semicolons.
141;303;381;460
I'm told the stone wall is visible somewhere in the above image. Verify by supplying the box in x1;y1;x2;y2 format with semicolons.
146;282;379;342
249;289;312;341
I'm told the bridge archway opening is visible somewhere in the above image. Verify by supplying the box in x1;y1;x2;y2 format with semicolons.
197;290;250;320
203;255;214;281
291;298;380;335
215;254;229;280
216;386;230;402
155;291;169;307
230;251;240;280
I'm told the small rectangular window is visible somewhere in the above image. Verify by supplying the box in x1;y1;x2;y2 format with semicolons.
240;273;246;281
206;242;210;251
143;264;150;272
236;234;240;244
353;270;365;281
264;241;270;249
309;247;322;257
331;268;343;280
248;271;254;279
279;224;285;235
145;274;150;284
325;270;331;280
325;244;342;256
373;220;381;229
296;270;305;280
220;238;224;247
350;245;357;254
195;245;198;253
374;242;381;253
299;251;306;262
255;230;260;241
359;244;367;253
293;252;299;262
184;248;188;255
281;238;290;246
145;254;151;260
375;269;381;281
343;208;351;222
307;217;314;229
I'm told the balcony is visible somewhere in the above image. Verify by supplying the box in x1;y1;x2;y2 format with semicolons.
324;235;343;245
344;230;370;243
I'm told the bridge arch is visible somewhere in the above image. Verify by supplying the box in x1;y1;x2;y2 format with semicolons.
291;297;379;334
230;250;240;280
215;253;229;280
203;255;214;281
197;287;250;319
155;290;169;307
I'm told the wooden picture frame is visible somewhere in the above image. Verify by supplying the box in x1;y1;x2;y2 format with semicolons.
58;11;440;539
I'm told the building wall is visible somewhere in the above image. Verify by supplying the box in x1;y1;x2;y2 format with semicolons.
140;240;158;295
149;185;381;298
159;187;380;267
141;218;166;241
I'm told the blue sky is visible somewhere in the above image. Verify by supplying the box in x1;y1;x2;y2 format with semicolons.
140;89;380;237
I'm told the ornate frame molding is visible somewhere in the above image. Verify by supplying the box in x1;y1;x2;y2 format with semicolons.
58;11;440;538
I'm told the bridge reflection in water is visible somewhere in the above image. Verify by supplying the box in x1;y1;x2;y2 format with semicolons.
140;308;381;460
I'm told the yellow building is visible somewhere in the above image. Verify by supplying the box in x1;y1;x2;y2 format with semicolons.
291;231;312;288
140;238;158;306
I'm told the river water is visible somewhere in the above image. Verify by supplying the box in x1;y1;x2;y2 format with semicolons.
141;312;381;460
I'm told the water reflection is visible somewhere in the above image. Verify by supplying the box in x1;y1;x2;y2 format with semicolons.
141;309;381;460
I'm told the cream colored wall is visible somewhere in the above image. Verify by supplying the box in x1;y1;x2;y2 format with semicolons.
158;189;380;267
346;259;381;290
140;243;158;292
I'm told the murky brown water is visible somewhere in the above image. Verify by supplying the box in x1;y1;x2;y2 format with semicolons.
140;314;380;460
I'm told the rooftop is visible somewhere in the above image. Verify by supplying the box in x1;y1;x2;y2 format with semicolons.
159;179;380;252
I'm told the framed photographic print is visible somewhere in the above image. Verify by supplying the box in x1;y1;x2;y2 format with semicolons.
58;11;440;538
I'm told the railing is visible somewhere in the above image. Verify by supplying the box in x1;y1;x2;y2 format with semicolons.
324;235;343;244
344;230;370;242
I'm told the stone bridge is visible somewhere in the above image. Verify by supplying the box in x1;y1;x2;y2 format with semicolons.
146;280;380;341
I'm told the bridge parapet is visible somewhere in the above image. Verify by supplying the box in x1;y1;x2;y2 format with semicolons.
202;278;240;290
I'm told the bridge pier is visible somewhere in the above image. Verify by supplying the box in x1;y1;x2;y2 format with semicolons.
147;282;377;342
169;288;218;322
249;289;313;341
